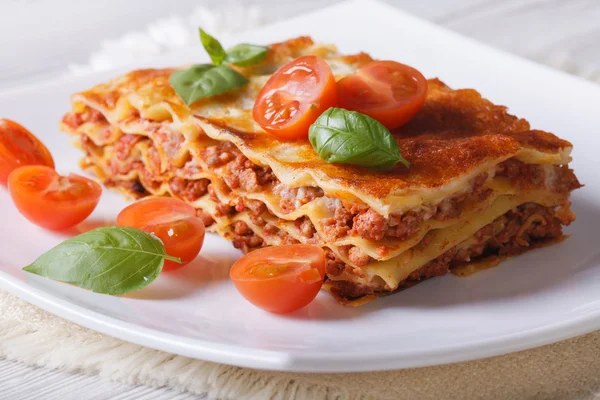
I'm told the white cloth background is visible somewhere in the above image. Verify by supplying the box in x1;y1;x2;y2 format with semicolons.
2;0;600;90
1;1;600;399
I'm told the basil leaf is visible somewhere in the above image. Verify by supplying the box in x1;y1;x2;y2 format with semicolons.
169;64;249;105
23;226;181;295
199;28;226;65
225;44;268;66
308;107;410;170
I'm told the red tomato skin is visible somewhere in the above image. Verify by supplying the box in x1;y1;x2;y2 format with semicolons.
116;197;205;271
0;119;54;186
230;245;326;314
149;218;205;271
232;275;322;314
8;166;101;230
253;55;338;140
337;61;428;130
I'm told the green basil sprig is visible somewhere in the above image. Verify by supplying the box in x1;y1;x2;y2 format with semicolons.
308;107;410;170
170;28;268;105
23;226;181;295
224;43;269;66
199;28;227;65
199;28;268;67
170;65;249;106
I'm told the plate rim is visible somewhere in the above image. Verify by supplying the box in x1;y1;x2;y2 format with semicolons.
2;0;600;373
3;271;600;372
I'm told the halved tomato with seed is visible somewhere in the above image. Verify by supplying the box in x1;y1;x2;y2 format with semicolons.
8;165;101;230
0;119;54;186
117;197;205;271
230;244;326;313
337;60;428;130
253;55;338;140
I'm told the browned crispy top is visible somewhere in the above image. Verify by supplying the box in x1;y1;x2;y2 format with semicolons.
196;77;572;200
70;36;574;204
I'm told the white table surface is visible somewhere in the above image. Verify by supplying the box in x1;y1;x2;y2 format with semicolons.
1;0;599;398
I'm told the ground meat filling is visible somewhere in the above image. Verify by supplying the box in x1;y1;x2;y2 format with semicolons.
230;219;301;253
295;216;317;240
231;220;265;253
168;177;210;202
203;142;323;213
205;142;276;192
325;248;346;276
350;172;490;242
273;183;324;214
109;134;143;174
350;209;385;241
72;110;580;249
202;141;236;168
79;135;105;160
348;246;372;267
322;199;353;241
215;203;236;218
217;155;578;245
62;108;106;130
234;198;267;226
496;159;581;192
496;158;545;187
233;220;253;235
329;202;571;299
196;210;215;227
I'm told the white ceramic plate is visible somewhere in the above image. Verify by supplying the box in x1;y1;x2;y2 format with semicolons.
1;0;599;373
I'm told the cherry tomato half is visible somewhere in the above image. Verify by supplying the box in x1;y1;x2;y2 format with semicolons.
337;61;428;130
8;165;101;230
117;197;205;271
253;56;338;140
230;244;326;314
0;119;55;186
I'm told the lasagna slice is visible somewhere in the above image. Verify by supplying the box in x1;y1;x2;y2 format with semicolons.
61;37;581;304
